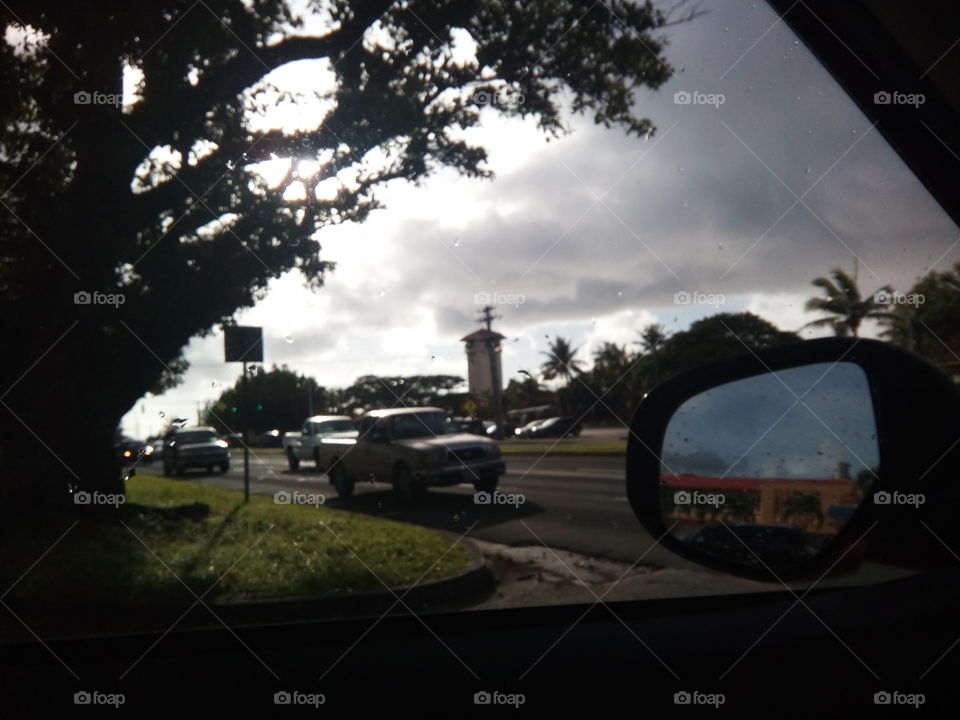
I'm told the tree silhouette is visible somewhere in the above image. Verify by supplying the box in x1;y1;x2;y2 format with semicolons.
541;336;585;384
804;268;893;337
635;322;667;384
0;1;695;502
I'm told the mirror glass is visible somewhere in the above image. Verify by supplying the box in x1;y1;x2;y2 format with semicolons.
660;362;878;569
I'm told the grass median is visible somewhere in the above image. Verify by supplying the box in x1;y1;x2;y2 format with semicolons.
498;442;626;455
0;472;471;607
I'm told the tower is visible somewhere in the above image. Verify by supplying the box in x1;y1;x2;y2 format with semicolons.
461;306;506;434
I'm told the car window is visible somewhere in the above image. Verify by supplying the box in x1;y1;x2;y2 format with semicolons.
317;420;355;435
390;412;457;439
5;0;959;649
174;431;217;444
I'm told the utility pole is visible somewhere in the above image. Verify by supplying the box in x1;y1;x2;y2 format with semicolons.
478;305;507;439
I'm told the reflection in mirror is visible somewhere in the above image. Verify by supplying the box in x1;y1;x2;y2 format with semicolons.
660;362;878;569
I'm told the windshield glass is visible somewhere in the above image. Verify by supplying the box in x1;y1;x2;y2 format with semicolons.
317;420;355;435
174;431;217;445
391;412;458;439
3;0;957;647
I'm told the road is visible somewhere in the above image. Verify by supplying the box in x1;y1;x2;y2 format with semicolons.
150;450;700;571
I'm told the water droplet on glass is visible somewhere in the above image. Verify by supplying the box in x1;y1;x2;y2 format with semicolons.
378;287;386;297
804;168;811;174
453;238;461;248
617;291;623;297
677;167;685;173
284;335;294;344
159;411;165;417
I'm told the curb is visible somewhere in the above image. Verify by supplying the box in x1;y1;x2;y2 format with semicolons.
2;534;493;640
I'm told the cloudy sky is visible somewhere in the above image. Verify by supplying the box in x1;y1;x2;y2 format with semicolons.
122;0;959;438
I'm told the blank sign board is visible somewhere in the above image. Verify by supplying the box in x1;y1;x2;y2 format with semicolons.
224;326;263;363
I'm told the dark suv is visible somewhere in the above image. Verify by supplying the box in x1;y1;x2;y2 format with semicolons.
162;427;230;475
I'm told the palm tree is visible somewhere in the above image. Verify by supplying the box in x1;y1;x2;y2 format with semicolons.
804;268;893;337
879;302;917;350
635;322;667;384
592;341;630;375
540;336;584;384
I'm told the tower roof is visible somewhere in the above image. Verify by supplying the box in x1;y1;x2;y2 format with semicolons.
461;328;505;342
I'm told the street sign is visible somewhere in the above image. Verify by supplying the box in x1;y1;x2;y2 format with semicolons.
223;325;264;503
224;326;263;362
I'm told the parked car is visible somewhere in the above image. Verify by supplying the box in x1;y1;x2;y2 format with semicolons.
250;428;282;447
518;416;582;438
452;416;486;435
485;421;517;438
514;418;547;437
329;407;505;501
162;427;230;475
282;415;357;471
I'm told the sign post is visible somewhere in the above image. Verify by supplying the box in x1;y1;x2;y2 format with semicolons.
224;326;263;503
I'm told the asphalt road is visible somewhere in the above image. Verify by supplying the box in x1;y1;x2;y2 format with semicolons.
150;450;694;570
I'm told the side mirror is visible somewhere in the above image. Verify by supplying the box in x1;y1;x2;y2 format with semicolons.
626;338;960;581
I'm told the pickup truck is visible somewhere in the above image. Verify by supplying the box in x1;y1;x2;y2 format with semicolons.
327;406;506;501
282;415;357;471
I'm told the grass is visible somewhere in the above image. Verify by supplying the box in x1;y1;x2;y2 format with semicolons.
0;472;471;607
498;436;627;455
499;442;625;455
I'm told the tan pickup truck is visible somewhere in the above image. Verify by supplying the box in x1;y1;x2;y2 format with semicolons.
327;407;506;501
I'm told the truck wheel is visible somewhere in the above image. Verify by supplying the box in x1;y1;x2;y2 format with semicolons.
219;462;229;474
287;449;300;471
330;463;354;498
473;474;499;493
313;448;323;471
393;465;423;503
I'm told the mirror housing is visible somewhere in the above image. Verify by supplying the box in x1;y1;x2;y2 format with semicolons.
626;338;960;581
